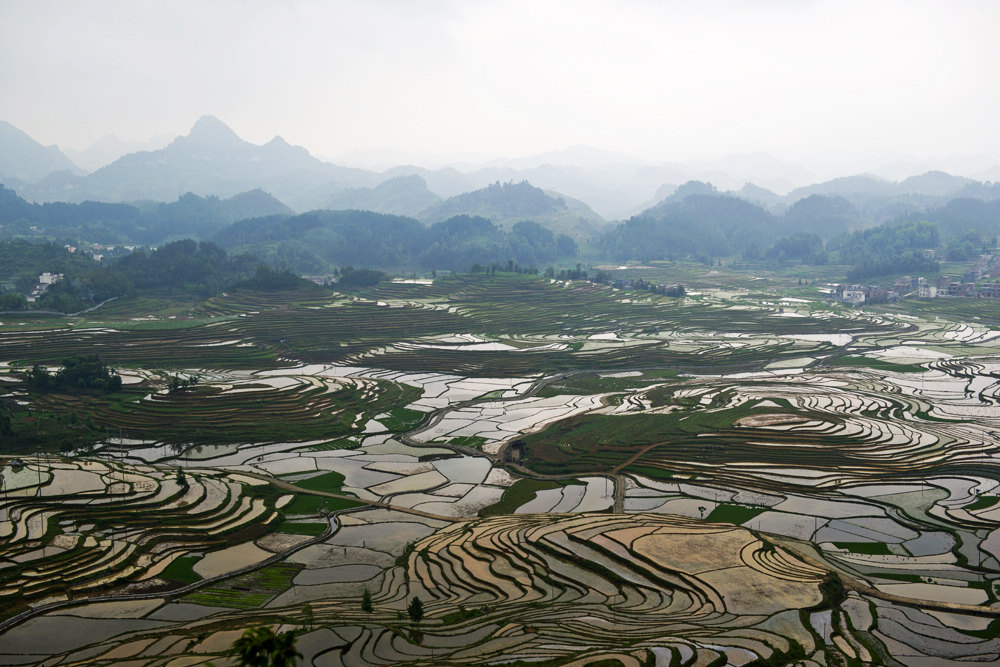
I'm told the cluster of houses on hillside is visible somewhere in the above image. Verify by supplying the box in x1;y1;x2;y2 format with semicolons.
609;278;686;297
834;284;900;306
835;254;1000;305
25;272;62;303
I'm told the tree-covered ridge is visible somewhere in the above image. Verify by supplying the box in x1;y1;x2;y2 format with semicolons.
597;192;788;261
0;239;99;284
419;180;606;239
213;210;578;274
897;197;1000;240
833;220;940;281
35;239;287;312
0;184;291;245
423;180;564;221
324;174;442;216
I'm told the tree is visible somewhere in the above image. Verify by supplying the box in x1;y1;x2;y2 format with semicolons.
15;271;36;294
361;588;373;614
0;411;12;445
27;364;54;391
302;603;314;630
407;596;423;624
0;292;27;311
231;626;301;667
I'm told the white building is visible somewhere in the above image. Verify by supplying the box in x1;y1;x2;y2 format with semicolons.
842;287;866;306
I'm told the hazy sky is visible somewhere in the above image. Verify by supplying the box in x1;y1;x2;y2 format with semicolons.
2;0;998;170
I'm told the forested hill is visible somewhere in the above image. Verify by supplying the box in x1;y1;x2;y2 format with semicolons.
2;239;316;313
213;210;578;274
419;181;606;239
324;174;442;216
597;189;789;261
0;185;292;245
594;179;1000;263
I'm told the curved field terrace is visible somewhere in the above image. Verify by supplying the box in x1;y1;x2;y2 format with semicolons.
3;274;1000;665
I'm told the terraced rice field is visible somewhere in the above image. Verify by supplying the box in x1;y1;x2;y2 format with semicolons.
4;274;1000;665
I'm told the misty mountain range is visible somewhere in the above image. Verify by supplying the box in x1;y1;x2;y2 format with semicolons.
3;116;999;226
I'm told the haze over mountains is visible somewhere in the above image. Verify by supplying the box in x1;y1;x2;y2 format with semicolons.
3;116;1000;227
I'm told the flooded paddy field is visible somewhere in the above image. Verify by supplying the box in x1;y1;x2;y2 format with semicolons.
3;275;1000;664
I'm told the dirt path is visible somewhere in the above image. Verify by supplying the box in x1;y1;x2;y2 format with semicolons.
610;442;663;474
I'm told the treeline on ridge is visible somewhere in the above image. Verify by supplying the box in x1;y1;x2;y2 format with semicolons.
597;183;1000;279
212;211;578;274
0;184;292;245
3;239;314;313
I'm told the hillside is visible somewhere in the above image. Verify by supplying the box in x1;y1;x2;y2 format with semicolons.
324;174;441;216
0;121;83;183
597;184;790;261
9;116;377;209
213;210;577;274
0;184;292;245
420;180;606;239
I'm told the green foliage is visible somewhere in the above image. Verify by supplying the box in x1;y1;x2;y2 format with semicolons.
812;572;847;610
231;626;302;667
765;233;826;264
274;521;327;536
395;542;416;568
337;266;386;288
0;185;290;246
829;355;925;374
899;196;1000;241
187;564;303;610
945;229;986;261
599;189;785;261
440;604;484;624
407;596;424;624
379;407;426;431
281;494;363;515
0;411;12;442
236;265;316;291
966;495;1000;512
426;180;562;221
0;291;27;310
112;239;254;295
834;542;893;555
213;209;578;274
448;435;489;448
27;355;122;393
706;504;764;525
293;470;347;494
32;238;278;311
160;555;203;584
741;639;806;666
784;194;858;239
361;587;373;614
833;220;940;280
478;479;574;518
0;237;99;281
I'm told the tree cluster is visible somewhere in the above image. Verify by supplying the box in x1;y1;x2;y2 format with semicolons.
214;211;578;274
27;355;122;394
33;239;281;312
0;185;289;246
597;193;788;262
831;220;940;280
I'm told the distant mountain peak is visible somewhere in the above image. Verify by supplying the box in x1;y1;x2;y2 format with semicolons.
184;115;243;146
0;119;83;181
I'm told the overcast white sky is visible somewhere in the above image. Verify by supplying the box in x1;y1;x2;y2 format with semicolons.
1;0;998;171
